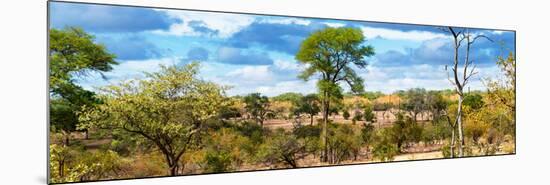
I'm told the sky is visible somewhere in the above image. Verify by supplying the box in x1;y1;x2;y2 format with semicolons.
49;2;515;96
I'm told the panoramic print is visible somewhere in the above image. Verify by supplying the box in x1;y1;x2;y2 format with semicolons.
48;1;516;183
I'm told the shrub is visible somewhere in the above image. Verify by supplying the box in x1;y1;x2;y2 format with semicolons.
363;106;376;123
343;111;350;120
325;124;364;164
204;151;233;173
49;144;129;183
353;110;363;121
372;138;399;162
256;129;306;168
201;128;251;172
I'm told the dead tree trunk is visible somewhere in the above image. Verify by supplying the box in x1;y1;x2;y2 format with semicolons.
445;27;491;157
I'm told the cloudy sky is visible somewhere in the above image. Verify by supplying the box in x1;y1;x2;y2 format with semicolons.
49;2;515;96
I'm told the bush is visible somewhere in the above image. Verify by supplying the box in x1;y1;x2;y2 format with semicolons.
325;124;364;164
387;113;422;151
441;143;454;158
204;151;233;173
353;110;363;121
422;121;451;145
256;129;306;168
361;123;375;144
201;128;251;172
372;139;399;162
49;144;129;183
364;106;376;123
293;124;321;138
343;111;350;120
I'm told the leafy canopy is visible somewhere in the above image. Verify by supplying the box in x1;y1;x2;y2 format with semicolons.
296;27;375;95
49;27;117;133
78;62;227;175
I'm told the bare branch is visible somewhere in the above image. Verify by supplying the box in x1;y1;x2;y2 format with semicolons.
472;34;494;43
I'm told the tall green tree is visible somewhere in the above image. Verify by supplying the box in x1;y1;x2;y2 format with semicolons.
296;27;375;162
49;27;117;144
78;62;227;176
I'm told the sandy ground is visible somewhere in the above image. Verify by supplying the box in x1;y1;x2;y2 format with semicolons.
263;110;433;130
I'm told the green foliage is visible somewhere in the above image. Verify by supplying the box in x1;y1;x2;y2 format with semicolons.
361;123;375;144
293;124;321;138
421;121;451;144
293;94;321;125
296;27;375;91
426;91;449;120
386;114;423;151
244;93;271;126
78;62;227;176
219;106;242;119
372;135;399;162
201;128;250;173
362;91;384;100
256;129;306;168
49;144;128;183
352;110;363;122
293;125;322;155
271;92;303;102
204;151;233;173
343;110;350;120
401;88;427;121
49;27;117;92
325;124;364;164
49;27;117;138
363;105;375;123
441;143;457;158
463;93;484;110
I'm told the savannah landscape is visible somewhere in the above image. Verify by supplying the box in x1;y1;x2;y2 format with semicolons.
48;3;515;184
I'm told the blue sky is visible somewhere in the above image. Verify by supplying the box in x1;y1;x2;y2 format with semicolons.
50;2;515;96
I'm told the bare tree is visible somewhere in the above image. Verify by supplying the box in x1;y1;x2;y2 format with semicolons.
444;27;492;157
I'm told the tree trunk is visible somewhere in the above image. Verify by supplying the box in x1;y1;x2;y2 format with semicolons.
321;90;330;162
170;164;179;176
310;114;314;125
457;95;464;157
450;126;455;158
63;133;70;146
58;160;65;178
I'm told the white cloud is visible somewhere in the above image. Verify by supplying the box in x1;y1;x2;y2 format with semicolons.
492;30;505;35
258;17;311;25
75;57;181;91
322;22;346;28
273;59;305;71
226;65;273;82
358;64;501;93
255;80;317;97
153;10;255;38
360;26;447;41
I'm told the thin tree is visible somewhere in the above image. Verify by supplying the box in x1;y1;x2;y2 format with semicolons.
444;27;492;157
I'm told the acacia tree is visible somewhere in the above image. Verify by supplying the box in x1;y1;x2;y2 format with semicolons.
296;27;375;162
294;94;321;125
402;88;427;122
49;27;117;144
78;62;227;176
445;27;491;157
244;93;271;127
